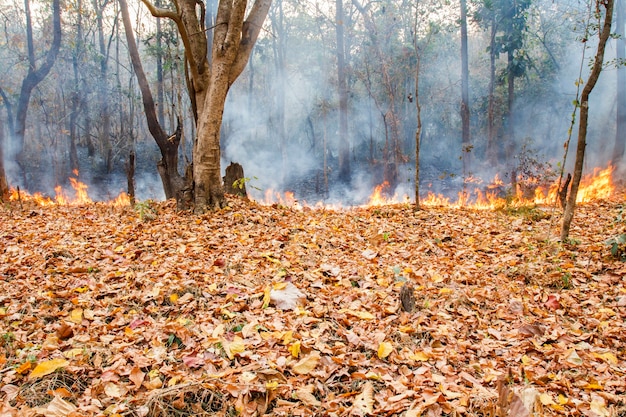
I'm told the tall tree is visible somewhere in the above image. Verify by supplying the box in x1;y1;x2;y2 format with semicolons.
336;0;351;183
140;0;271;211
460;0;471;177
612;0;626;168
0;116;8;198
561;0;614;240
1;0;62;186
119;0;186;201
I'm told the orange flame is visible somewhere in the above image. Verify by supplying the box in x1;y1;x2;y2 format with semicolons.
8;172;130;207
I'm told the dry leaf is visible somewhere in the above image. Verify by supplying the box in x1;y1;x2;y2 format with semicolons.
377;341;393;359
296;385;321;407
292;351;320;375
270;282;305;310
29;359;69;379
350;381;374;416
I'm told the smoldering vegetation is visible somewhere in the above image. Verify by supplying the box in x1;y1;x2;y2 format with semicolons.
0;0;622;204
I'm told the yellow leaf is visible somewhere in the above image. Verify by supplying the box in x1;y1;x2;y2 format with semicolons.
292;351;320;375
338;309;375;320
365;371;381;380
557;394;568;405
273;282;288;290
597;308;616;316
169;293;179;304
281;331;293;345
592;351;618;365
432;274;444;283
289;341;301;358
223;336;246;360
266;380;279;390
29;358;69;379
63;348;85;359
69;308;83;324
73;286;89;293
377;341;393;359
439;288;452;295
409;351;430;362
521;354;531;365
262;285;271;309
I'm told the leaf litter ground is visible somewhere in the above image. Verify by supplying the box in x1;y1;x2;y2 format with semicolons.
1;197;625;416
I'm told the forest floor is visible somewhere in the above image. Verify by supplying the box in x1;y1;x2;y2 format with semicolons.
0;196;625;417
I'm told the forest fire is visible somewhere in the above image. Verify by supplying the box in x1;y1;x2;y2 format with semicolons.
7;165;615;210
257;165;616;210
8;175;131;207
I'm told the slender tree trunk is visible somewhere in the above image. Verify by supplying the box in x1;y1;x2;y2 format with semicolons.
68;0;83;174
336;0;351;184
270;0;287;184
460;0;471;177
506;49;516;188
0;116;8;198
561;0;614;241
487;13;497;165
613;0;626;168
93;0;112;173
156;0;166;127
120;0;185;200
413;48;422;209
12;0;62;186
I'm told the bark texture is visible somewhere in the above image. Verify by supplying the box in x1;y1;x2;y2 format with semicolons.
561;0;614;241
141;0;270;212
12;0;62;185
120;0;187;201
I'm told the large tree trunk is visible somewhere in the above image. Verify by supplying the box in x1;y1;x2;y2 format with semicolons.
140;0;270;212
561;0;614;241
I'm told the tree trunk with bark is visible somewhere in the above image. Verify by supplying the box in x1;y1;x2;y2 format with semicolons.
9;0;62;186
0;116;8;199
120;0;187;201
612;0;626;168
141;0;270;212
460;0;471;177
336;0;351;184
561;0;614;241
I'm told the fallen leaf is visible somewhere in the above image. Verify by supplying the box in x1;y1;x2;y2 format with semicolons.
377;341;393;359
350;381;374;416
292;351;321;375
29;359;69;379
296;385;321;407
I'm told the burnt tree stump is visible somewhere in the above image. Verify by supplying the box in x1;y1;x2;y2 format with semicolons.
223;162;248;199
400;283;416;313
